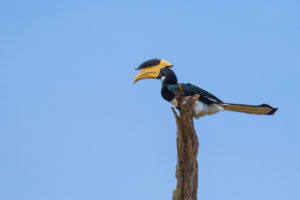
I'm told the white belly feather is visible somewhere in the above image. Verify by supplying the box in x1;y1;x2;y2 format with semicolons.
193;100;223;118
170;99;223;119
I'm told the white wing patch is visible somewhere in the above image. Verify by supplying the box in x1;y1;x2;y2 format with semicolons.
206;96;219;103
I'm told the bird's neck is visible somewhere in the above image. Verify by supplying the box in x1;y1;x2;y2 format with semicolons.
161;83;176;102
160;69;178;101
162;75;178;84
160;68;178;84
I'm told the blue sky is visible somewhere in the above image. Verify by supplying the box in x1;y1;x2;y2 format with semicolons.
0;0;299;199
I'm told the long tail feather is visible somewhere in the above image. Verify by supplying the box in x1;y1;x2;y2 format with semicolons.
221;103;278;115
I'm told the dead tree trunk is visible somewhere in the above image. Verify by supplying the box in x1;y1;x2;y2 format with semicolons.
172;85;200;200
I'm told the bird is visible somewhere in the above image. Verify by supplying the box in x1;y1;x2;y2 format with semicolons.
132;58;278;118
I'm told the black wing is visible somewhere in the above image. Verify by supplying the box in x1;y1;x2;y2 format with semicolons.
167;83;223;104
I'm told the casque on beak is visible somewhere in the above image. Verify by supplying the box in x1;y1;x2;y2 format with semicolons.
132;59;173;84
132;67;161;84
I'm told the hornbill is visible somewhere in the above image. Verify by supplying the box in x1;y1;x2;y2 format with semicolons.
132;58;278;118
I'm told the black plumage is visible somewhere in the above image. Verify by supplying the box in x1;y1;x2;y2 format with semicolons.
159;67;222;105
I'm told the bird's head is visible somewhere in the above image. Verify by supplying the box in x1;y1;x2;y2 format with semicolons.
132;58;177;84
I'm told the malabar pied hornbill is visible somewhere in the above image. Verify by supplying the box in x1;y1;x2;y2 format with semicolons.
132;58;278;118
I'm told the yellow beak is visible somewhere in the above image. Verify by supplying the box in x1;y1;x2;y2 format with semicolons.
132;67;161;84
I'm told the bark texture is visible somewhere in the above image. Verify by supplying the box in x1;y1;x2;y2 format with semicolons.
172;85;199;200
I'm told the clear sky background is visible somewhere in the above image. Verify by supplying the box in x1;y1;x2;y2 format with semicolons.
0;0;299;200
